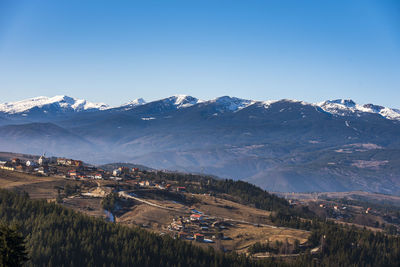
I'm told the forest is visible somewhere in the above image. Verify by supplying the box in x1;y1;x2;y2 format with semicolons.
1;174;400;266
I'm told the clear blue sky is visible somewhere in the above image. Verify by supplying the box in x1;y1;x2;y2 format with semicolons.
0;0;399;107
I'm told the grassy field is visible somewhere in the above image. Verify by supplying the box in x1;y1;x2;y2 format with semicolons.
0;169;68;199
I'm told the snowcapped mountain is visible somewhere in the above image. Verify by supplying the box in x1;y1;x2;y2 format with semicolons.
1;95;399;121
1;94;400;194
118;98;147;110
209;96;256;112
0;95;109;114
162;95;203;109
317;99;400;121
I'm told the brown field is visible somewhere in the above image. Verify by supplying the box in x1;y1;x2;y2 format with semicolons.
0;169;70;199
0;169;311;253
118;203;182;231
191;194;272;224
63;197;105;218
222;223;309;253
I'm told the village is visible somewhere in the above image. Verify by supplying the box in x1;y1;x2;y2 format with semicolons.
167;210;236;244
1;155;130;180
2;153;399;247
0;155;242;246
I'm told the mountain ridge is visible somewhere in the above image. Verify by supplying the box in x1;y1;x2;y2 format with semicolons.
1;95;399;121
1;95;400;194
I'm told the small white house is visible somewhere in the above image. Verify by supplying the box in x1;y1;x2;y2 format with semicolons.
112;169;122;176
38;156;48;165
26;160;38;167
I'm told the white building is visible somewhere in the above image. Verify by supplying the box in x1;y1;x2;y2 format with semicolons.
38;155;47;165
26;160;38;167
113;169;122;176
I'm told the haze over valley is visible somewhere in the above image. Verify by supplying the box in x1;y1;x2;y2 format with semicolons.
1;94;399;194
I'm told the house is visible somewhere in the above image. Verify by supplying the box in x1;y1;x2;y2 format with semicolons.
366;208;371;214
194;233;204;242
57;158;82;166
71;160;83;167
11;158;20;165
139;181;146;187
171;222;183;231
118;167;129;173
334;205;339;211
68;170;78;178
145;180;154;186
57;158;68;165
48;157;58;164
15;165;24;172
94;173;103;179
113;169;122;176
38;167;49;175
190;214;203;221
132;168;139;172
26;160;38;167
38;155;47;166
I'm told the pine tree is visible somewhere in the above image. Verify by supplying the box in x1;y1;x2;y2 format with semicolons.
0;224;28;267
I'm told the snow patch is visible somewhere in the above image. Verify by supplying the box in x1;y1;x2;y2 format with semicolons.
0;95;108;114
352;160;389;169
317;99;400;121
211;96;256;112
141;117;155;121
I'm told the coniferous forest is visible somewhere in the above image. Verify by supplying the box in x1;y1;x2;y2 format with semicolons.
0;189;258;267
0;186;400;266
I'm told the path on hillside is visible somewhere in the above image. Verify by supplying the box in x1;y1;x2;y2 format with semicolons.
118;191;184;212
118;191;307;232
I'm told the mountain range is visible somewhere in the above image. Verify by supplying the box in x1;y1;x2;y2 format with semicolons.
1;95;400;195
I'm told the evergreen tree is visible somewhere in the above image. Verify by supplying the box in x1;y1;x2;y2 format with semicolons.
0;224;28;267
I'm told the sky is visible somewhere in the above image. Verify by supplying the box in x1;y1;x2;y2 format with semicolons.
0;0;399;107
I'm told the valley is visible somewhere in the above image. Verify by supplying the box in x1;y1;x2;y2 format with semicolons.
0;152;399;266
1;95;400;194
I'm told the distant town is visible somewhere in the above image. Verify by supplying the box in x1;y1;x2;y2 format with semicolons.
2;155;128;180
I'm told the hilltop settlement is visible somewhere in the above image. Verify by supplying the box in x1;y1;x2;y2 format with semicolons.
0;151;400;266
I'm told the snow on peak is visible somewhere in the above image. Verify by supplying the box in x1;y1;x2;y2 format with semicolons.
124;98;146;107
324;99;356;107
212;96;256;111
2;95;399;121
317;99;400;120
131;98;146;105
164;95;202;108
0;95;109;114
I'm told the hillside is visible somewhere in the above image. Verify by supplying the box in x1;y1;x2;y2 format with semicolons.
1;95;400;194
0;123;95;157
0;160;399;266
